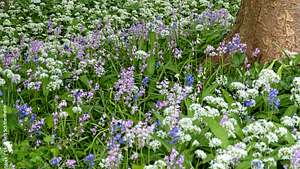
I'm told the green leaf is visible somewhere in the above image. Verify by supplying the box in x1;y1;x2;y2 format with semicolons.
231;53;245;66
236;160;251;169
145;55;156;77
50;148;59;156
80;75;90;88
278;94;292;107
205;117;229;148
202;153;215;164
42;79;49;97
201;83;218;99
132;165;144;169
46;116;53;129
277;64;287;78
284;132;295;144
43;135;52;144
284;105;298;116
221;89;234;104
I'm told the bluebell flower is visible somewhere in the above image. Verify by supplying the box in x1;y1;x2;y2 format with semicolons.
0;90;3;97
16;104;32;121
185;74;194;86
30;114;36;123
84;154;95;169
243;100;255;107
268;89;280;109
142;77;149;87
169;126;180;144
50;157;62;166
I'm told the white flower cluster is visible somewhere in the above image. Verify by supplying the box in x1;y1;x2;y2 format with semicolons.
228;102;247;115
149;140;161;151
253;69;280;91
179;118;201;133
230;82;258;104
242;120;288;144
3;141;13;153
190;104;220;118
203;96;228;109
0;77;5;86
210;142;247;169
195;149;207;159
2;69;21;84
281;115;300;128
216;75;228;86
144;160;166;169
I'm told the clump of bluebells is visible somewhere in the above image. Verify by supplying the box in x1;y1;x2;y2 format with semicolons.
3;0;300;169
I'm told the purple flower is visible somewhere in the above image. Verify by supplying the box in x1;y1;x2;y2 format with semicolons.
220;114;228;126
165;149;185;169
106;144;121;168
156;101;168;109
253;48;260;57
216;34;247;55
29;118;45;135
79;113;91;123
47;18;52;34
173;48;182;59
0;90;3;97
114;67;135;101
30;40;43;54
65;159;76;168
50;157;62;166
30;114;36;123
292;149;300;168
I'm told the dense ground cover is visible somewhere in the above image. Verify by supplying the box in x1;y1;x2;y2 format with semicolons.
1;0;300;169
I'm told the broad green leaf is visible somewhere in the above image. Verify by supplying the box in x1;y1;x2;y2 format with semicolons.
201;83;218;99
145;55;156;77
231;53;245;66
80;75;90;88
205;117;229;148
278;94;292;107
132;165;144;169
277;64;287;78
42;79;49;97
221;89;234;104
236;160;251;169
46;116;53;129
284;105;298;116
202;153;215;164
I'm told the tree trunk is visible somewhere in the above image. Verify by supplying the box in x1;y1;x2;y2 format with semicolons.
231;0;300;63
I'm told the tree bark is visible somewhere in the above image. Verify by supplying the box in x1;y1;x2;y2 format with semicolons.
231;0;300;63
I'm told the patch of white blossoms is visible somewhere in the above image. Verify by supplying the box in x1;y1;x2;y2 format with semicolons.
253;69;280;91
210;142;247;169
